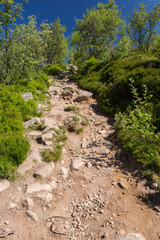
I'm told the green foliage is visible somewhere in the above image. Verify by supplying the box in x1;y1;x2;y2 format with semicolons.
129;3;160;51
77;128;83;134
64;106;80;113
0;73;49;178
42;145;63;162
114;81;160;173
40;18;68;65
70;0;125;64
44;64;63;76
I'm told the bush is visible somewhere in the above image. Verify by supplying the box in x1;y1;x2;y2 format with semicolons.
0;73;50;179
114;81;160;174
44;64;63;76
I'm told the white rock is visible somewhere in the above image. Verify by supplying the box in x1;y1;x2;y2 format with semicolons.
81;138;87;149
70;160;85;171
60;167;68;179
26;183;52;193
116;233;146;240
25;197;34;209
34;163;54;178
27;210;38;222
0;180;10;193
9;203;17;209
36;192;53;203
50;180;58;189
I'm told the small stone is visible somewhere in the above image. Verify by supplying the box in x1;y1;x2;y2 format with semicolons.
50;179;57;189
4;221;10;225
101;233;109;239
27;210;38;222
24;197;34;209
9;203;17;209
81;138;87;149
61;167;68;178
86;162;92;168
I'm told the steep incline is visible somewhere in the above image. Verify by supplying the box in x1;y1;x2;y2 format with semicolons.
0;73;160;240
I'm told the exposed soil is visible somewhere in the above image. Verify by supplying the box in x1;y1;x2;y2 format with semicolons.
0;73;160;240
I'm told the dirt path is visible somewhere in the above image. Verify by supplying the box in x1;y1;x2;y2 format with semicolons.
0;73;160;240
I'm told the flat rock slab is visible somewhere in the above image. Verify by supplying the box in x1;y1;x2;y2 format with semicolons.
74;91;93;102
26;183;52;193
116;233;146;240
0;180;10;193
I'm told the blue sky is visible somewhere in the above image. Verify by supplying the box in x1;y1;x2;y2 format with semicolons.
18;0;160;38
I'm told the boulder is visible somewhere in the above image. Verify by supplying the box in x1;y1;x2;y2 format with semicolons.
48;86;61;94
0;180;10;193
115;233;146;240
21;92;33;102
33;163;54;178
74;91;93;102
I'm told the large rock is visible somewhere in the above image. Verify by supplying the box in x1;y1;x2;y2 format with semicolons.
115;233;146;240
74;91;93;102
48;86;61;94
25;117;41;129
21;92;33;102
0;180;10;193
33;163;54;178
70;159;85;171
26;183;52;193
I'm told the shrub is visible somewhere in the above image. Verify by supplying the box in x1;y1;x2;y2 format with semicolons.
44;64;63;76
114;81;160;173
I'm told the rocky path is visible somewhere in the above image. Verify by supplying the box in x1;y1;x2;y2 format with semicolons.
0;73;160;240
